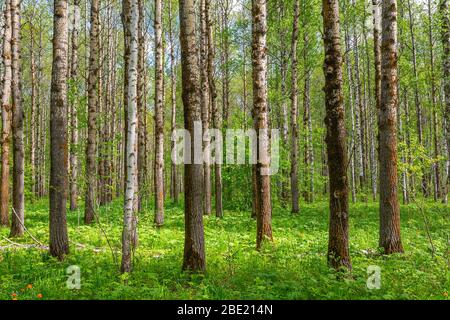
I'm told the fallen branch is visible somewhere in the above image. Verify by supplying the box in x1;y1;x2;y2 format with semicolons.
11;206;46;247
1;237;49;251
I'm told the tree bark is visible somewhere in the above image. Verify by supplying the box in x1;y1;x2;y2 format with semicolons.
252;0;273;250
290;0;300;214
322;0;351;270
379;0;404;254
441;0;450;201
49;0;70;260
69;0;80;211
373;0;382;201
1;0;12;227
221;0;230;129
29;8;37;198
179;0;206;272
121;0;139;273
137;0;146;211
200;0;211;216
85;0;100;225
153;0;164;226
206;0;222;218
168;0;178;204
426;0;441;201
10;0;24;237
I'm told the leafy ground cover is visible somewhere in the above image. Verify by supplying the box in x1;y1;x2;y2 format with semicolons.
0;198;448;300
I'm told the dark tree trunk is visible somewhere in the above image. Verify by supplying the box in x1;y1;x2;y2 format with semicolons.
179;0;206;272
322;0;351;270
290;0;300;214
379;0;404;255
85;0;100;225
10;0;24;237
49;0;70;260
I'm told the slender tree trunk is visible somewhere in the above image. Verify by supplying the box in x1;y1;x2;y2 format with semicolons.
1;0;12;227
303;12;314;203
379;0;404;254
206;0;222;218
121;0;139;273
345;30;357;203
322;0;352;270
351;18;366;191
10;0;24;237
200;0;211;216
252;0;273;249
406;0;428;197
137;0;146;211
441;0;450;201
168;0;178;204
49;0;70;260
85;0;100;225
290;0;300;214
69;0;80;211
29;10;37;198
154;0;164;226
373;0;382;201
426;0;441;201
221;0;230;129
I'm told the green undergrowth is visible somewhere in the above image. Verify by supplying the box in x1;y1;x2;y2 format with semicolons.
0;197;448;300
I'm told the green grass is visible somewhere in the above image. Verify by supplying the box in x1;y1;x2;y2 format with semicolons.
0;198;448;300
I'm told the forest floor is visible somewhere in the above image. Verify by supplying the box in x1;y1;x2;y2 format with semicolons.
0;198;448;300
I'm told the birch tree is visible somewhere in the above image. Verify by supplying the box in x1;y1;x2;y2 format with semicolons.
121;0;138;273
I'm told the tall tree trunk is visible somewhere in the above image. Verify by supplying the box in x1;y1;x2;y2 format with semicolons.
85;0;100;225
351;14;366;191
1;0;12;227
179;0;206;272
200;0;211;216
10;0;24;237
221;0;230;129
168;0;179;204
252;0;273;250
69;0;80;211
322;0;351;270
373;0;382;201
29;9;37;198
303;11;314;203
206;0;222;218
137;0;146;211
49;0;70;260
290;0;300;214
121;0;139;273
426;0;441;201
379;0;404;254
441;0;450;201
406;0;427;197
345;29;357;203
154;0;164;226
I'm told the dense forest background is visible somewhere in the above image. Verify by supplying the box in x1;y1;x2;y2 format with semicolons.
0;0;448;300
